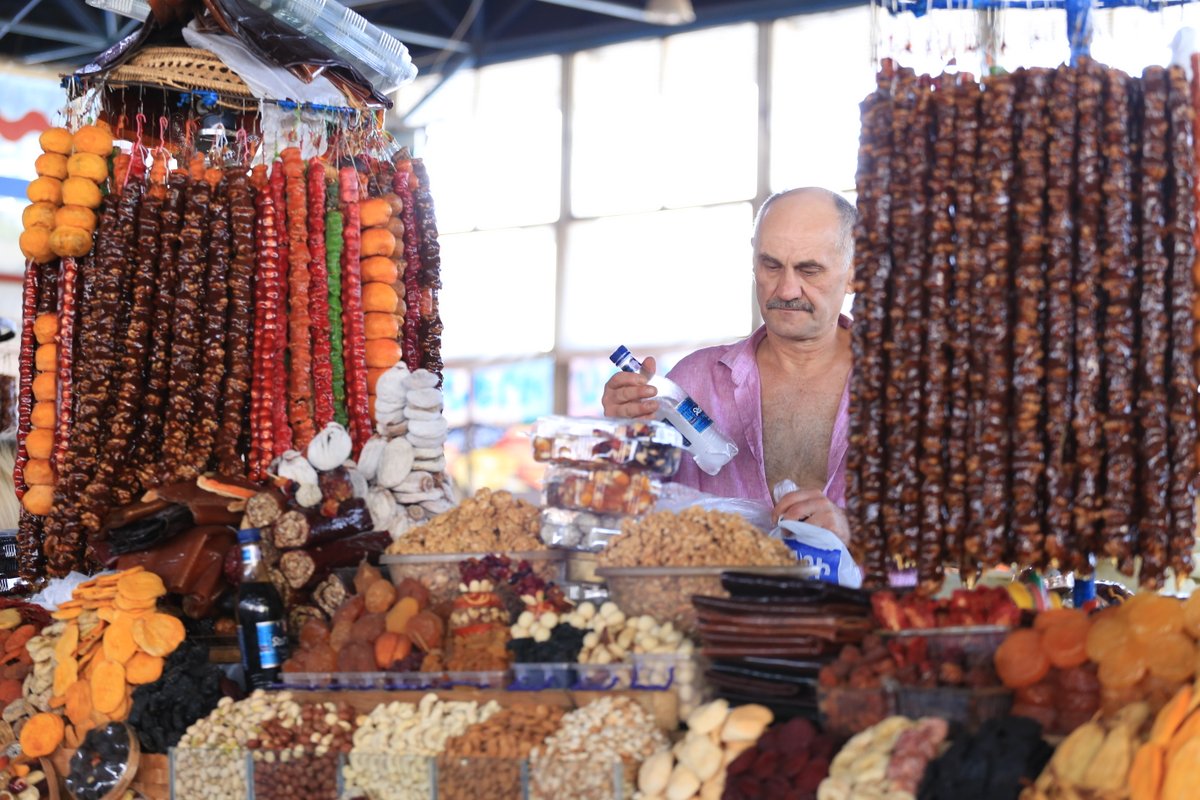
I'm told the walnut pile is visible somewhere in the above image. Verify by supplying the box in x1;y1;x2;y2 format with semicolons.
385;488;545;554
599;508;795;567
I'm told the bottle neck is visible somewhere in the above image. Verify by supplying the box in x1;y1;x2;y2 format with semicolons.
614;353;642;374
239;542;269;583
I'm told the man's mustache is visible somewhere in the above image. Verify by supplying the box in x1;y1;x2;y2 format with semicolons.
767;298;814;312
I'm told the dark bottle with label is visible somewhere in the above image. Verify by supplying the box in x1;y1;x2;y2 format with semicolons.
235;528;287;689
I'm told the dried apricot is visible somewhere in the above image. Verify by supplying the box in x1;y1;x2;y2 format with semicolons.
995;629;1051;689
1146;633;1196;684
1034;608;1087;631
1087;613;1129;663
1184;592;1200;639
1128;595;1184;641
1099;646;1148;690
1042;617;1091;669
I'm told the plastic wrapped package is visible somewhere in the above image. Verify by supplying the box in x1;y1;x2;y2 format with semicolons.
542;464;660;516
531;416;684;476
539;507;623;552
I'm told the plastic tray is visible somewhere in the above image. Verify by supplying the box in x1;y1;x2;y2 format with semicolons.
573;662;634;691
509;663;576;691
817;685;894;739
381;550;566;604
894;685;1013;732
274;671;441;690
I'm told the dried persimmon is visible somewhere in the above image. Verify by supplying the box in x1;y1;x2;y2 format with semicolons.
116;570;166;603
1130;743;1165;800
89;659;125;714
19;712;64;757
102;617;137;664
131;613;184;657
55;622;79;663
1042;617;1091;669
994;629;1051;690
53;656;77;698
65;680;92;728
125;652;163;685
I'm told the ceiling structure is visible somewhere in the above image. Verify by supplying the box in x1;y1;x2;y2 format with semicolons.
0;0;848;76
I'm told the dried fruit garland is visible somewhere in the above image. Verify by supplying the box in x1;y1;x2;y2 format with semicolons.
848;59;1199;590
15;147;446;578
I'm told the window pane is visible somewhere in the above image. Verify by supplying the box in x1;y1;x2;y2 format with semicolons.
570;39;665;217
474;57;562;229
561;203;754;351
660;24;758;208
771;8;875;195
439;227;557;359
469;358;556;426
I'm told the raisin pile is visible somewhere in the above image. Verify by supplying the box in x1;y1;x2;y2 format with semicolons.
128;640;225;753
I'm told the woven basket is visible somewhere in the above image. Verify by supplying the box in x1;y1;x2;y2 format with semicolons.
108;46;254;101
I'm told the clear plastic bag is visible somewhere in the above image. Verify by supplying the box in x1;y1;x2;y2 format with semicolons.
654;482;775;531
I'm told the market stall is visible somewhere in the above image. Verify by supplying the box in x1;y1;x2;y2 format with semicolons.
3;0;1200;797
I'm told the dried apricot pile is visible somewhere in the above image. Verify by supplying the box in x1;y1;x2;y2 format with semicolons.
22;566;185;756
997;609;1100;735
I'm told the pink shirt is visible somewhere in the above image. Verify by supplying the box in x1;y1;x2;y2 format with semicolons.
664;317;852;508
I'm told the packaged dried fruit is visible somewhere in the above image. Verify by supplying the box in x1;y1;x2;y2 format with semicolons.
542;464;661;516
539;507;624;552
531;415;684;476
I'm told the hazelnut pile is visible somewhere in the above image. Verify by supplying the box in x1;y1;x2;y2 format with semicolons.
436;704;567;799
386;489;544;554
599;508;794;568
530;696;667;800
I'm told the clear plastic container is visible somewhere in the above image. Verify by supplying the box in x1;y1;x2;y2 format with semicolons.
573;662;634;690
531;415;684;475
631;652;709;720
596;564;820;634
442;670;511;689
171;748;252;800
381;550;566;604
817;685;894;739
434;755;529;800
543;464;661;516
541;508;625;553
894;685;1013;732
881;625;1012;662
510;662;576;690
251;747;341;800
274;672;336;690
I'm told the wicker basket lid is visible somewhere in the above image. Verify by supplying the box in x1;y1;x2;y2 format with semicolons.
107;46;254;100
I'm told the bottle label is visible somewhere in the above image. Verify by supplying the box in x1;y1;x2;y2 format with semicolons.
659;418;692;448
256;620;284;669
674;396;713;434
241;544;261;567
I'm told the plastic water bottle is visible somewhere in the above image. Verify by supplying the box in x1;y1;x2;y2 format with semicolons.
610;345;738;476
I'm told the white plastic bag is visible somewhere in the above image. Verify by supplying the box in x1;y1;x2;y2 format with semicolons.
770;480;862;587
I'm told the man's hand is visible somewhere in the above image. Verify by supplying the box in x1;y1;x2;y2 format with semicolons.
601;355;659;419
773;488;851;547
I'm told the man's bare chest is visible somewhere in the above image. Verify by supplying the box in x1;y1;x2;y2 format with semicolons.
760;385;842;490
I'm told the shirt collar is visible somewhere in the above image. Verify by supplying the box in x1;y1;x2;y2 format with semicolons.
720;313;853;384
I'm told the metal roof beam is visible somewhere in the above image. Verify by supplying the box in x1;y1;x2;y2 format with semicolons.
0;18;106;47
21;42;99;64
0;0;47;43
376;23;472;52
534;0;654;23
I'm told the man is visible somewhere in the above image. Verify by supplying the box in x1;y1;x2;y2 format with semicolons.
602;188;855;545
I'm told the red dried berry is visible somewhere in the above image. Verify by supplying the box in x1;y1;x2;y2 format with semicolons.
727;748;757;777
796;757;829;793
783;750;811;778
752;749;779;776
735;776;764;799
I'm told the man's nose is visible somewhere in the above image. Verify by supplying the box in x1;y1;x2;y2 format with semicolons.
776;269;807;300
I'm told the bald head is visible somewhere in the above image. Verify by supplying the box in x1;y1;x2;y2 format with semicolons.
753;188;856;266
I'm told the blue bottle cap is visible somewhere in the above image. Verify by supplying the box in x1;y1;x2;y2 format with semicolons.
609;345;632;365
237;528;262;545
